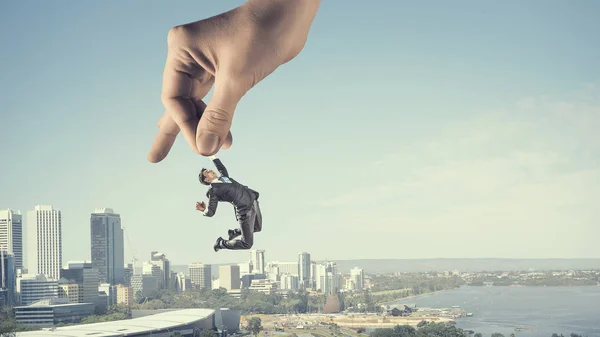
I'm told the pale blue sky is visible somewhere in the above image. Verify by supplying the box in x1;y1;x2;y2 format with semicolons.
1;0;599;267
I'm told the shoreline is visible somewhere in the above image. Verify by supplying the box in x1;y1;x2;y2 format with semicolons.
378;288;452;306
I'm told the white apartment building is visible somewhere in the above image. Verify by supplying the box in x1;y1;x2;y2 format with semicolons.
26;205;62;280
250;250;265;274
0;209;23;269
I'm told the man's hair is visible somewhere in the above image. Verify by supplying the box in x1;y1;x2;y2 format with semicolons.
199;168;210;185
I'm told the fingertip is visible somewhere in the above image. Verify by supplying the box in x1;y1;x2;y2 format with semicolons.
222;131;233;150
197;132;222;156
147;151;165;163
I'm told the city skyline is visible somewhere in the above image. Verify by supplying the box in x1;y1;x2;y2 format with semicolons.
1;0;599;264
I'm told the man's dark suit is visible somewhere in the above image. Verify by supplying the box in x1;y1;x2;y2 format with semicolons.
203;157;262;250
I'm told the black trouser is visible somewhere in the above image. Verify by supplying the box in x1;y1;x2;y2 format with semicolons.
222;199;262;250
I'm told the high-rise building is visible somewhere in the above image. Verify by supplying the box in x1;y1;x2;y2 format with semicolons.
1;251;16;306
267;261;299;276
315;261;340;295
149;252;170;289
130;275;159;299
124;263;133;285
176;272;192;293
26;205;62;280
0;209;23;270
350;267;365;290
219;265;240;291
298;252;311;288
142;261;163;287
280;274;299;292
90;208;125;286
238;261;252;276
250;250;265;274
60;261;101;313
188;262;211;290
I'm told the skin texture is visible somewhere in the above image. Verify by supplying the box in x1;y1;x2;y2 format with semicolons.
148;0;322;162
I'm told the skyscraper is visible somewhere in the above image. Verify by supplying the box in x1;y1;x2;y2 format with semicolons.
1;251;16;306
90;208;125;285
250;250;265;274
150;252;170;289
60;261;101;313
26;205;62;280
188;262;211;290
0;209;23;269
298;252;311;289
219;265;241;291
350;267;365;290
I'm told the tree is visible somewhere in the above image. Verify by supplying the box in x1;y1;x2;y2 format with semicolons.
170;333;182;337
416;320;428;328
392;325;416;337
245;317;263;337
473;334;483;337
200;330;216;337
0;306;20;337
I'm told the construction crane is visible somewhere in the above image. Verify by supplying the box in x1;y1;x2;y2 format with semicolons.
122;225;139;275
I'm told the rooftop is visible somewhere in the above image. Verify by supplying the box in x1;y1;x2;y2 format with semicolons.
17;308;215;337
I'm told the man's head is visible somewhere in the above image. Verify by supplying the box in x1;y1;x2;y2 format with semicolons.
199;168;218;185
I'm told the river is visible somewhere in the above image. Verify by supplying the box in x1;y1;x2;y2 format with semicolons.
386;285;600;337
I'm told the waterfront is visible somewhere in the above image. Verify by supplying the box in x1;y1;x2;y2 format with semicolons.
391;285;600;336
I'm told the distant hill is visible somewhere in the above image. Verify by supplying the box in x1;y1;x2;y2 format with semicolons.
167;258;600;276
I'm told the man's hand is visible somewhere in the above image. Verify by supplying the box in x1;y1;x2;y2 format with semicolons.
148;0;321;162
196;201;206;212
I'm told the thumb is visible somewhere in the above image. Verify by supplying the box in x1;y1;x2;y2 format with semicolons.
196;76;247;156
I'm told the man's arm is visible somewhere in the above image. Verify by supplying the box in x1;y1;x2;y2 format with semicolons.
209;155;229;177
202;189;219;217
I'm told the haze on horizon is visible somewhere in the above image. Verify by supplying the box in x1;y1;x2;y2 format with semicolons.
1;0;599;266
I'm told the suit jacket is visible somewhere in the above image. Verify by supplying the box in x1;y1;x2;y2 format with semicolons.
203;158;259;217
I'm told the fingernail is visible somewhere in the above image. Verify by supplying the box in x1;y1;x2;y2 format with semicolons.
197;132;221;155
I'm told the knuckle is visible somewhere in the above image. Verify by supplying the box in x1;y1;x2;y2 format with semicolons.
203;108;232;129
167;25;189;46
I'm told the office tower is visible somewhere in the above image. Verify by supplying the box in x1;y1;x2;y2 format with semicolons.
267;261;298;276
238;261;252;276
219;265;241;291
149;252;170;289
26;205;62;280
130;275;159;299
250;250;265;274
142;261;163;287
90;208;125;285
99;283;117;308
280;274;299;292
350;267;365;290
188;262;211;290
176;272;192;293
16;274;59;305
124;263;133;285
0;209;23;269
60;261;100;311
298;252;311;288
1;251;16;306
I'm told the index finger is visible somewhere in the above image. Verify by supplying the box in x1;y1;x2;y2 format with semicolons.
148;111;180;163
161;62;201;154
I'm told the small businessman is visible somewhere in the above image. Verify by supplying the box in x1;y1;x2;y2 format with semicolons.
196;155;262;252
